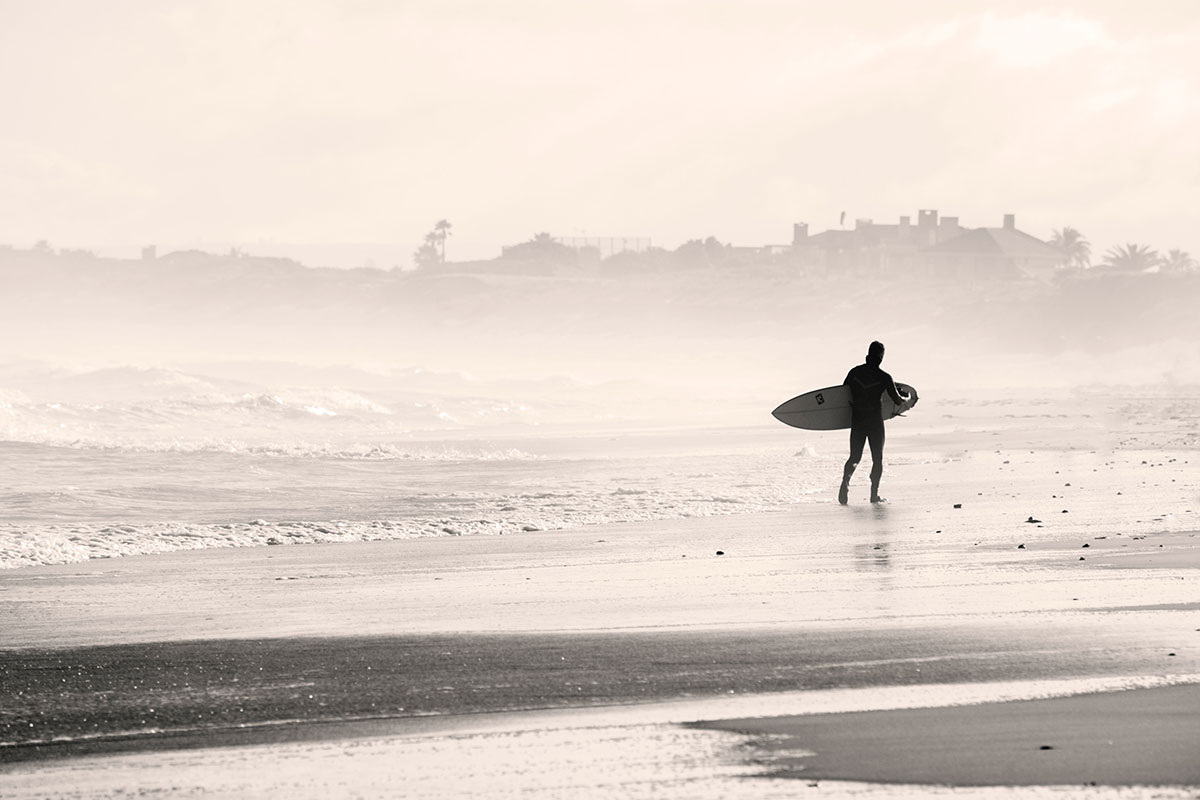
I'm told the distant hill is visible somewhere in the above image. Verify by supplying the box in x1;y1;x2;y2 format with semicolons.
2;247;1198;388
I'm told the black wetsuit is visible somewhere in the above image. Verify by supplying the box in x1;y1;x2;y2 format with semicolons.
841;360;905;499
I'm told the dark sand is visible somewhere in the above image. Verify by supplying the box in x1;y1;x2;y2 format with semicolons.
6;621;1192;764
5;609;1199;774
696;683;1200;786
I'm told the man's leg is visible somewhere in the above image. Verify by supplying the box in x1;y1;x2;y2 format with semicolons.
840;425;866;504
867;423;886;502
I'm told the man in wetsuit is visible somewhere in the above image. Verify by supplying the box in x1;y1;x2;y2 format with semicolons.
839;341;910;505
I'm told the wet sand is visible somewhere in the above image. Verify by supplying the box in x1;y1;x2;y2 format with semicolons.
696;683;1200;786
5;622;1196;765
2;407;1199;796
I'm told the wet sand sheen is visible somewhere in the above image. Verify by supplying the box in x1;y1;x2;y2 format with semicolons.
5;623;1197;763
695;683;1200;786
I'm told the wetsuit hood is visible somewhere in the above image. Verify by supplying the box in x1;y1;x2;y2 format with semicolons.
866;341;885;367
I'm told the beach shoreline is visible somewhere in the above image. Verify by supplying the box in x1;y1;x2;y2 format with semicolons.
2;413;1198;796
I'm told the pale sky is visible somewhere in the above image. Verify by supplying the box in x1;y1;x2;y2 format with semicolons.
2;0;1198;260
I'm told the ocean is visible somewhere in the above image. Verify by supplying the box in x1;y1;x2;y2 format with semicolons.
0;363;825;569
4;363;1197;574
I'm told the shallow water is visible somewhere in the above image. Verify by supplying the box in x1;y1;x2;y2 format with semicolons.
0;426;830;568
4;407;1196;569
3;366;1196;571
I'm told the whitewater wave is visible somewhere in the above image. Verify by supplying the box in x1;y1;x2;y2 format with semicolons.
0;446;825;569
0;394;550;453
0;519;502;569
0;487;810;568
0;437;543;460
0;361;724;452
0;363;594;456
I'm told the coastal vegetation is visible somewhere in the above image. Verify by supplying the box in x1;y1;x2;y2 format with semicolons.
2;230;1198;385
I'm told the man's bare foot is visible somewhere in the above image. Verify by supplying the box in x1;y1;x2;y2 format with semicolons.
870;495;887;504
838;482;849;505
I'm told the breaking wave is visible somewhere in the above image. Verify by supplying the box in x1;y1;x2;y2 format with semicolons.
0;442;826;569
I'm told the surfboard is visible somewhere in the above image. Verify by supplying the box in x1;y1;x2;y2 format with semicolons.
772;383;917;431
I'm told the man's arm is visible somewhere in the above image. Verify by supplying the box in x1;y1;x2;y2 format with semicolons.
883;371;907;405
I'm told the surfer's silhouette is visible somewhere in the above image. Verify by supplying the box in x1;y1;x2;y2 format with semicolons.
839;341;909;505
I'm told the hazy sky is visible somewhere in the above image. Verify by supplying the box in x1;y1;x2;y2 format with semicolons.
2;0;1197;259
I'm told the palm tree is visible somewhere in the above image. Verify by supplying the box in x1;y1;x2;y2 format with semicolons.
412;232;441;269
433;219;453;263
1161;249;1197;273
1049;227;1091;269
1100;243;1160;273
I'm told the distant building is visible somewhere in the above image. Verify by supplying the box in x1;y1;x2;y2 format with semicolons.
917;215;1065;282
556;236;651;259
790;210;1065;281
